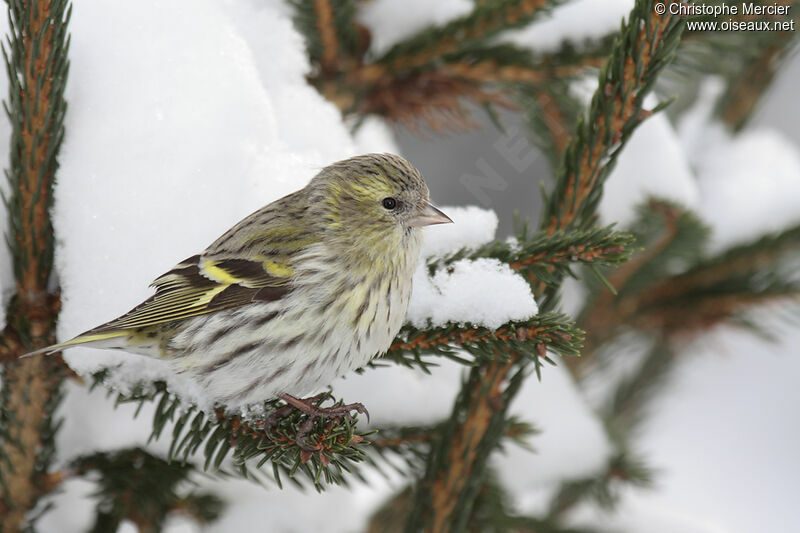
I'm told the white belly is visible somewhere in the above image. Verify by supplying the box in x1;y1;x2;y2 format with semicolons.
167;271;411;408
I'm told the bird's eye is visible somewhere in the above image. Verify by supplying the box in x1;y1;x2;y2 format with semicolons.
382;197;398;210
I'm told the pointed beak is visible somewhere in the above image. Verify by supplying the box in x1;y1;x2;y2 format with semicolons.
409;202;453;227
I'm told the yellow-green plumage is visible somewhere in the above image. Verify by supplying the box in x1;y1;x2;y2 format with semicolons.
27;154;451;408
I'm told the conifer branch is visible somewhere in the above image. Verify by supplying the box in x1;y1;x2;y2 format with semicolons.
359;68;514;132
382;313;582;373
372;417;535;453
71;448;224;533
0;1;71;529
107;380;370;490
546;451;654;520
581;213;800;360
290;1;611;133
405;3;684;531
717;30;798;131
675;3;798;130
512;40;615;161
546;344;667;519
523;85;576;161
405;361;522;532
370;417;536;475
644;222;800;305
421;225;634;297
289;0;359;73
544;2;683;234
436;225;634;276
578;200;708;360
602;343;675;441
441;60;594;85
373;473;601;533
365;0;562;79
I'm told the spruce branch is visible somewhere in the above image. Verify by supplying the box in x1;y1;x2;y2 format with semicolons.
432;42;608;84
602;343;675;443
0;0;71;529
543;2;684;234
546;345;667;520
405;362;527;532
359;67;515;132
644;221;800;304
289;0;360;73
404;3;684;531
372;471;600;533
717;30;798;131
673;2;798;129
382;313;582;373
546;451;655;520
290;1;613;133
578;200;709;359
516;82;578;163
70;448;224;533
510;37;617;162
370;417;537;475
630;234;800;336
367;0;563;78
415;225;634;298
107;380;371;490
358;42;608;132
581;211;800;356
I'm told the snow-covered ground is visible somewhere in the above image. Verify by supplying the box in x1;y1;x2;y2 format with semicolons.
0;1;793;532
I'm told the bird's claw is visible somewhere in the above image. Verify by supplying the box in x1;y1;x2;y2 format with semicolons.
276;393;369;451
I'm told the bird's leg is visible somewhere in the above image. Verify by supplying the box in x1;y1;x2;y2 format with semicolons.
278;393;369;423
275;393;369;451
264;392;327;428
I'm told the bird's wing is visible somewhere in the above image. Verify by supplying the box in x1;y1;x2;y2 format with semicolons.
85;253;293;334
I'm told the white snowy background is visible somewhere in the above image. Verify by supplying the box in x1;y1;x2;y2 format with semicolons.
0;0;794;531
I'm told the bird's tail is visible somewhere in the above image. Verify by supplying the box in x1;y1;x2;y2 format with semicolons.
21;330;129;358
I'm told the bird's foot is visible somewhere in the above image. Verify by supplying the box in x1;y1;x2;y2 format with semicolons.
276;393;369;451
265;392;328;428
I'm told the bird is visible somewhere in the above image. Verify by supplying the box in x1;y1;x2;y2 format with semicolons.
26;153;451;421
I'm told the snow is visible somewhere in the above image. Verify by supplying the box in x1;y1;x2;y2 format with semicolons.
496;364;613;492
54;0;361;400
679;80;800;251
358;0;473;56
420;205;498;257
504;0;634;52
563;81;701;228
600;101;700;227
617;327;800;533
693;127;800;250
407;257;538;329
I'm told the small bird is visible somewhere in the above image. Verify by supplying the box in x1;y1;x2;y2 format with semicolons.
28;153;451;419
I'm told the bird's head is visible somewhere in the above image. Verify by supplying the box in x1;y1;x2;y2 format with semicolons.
308;153;452;255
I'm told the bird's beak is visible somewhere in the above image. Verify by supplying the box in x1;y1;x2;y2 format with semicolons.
409;202;453;227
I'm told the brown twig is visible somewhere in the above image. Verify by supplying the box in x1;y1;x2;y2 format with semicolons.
313;0;339;73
